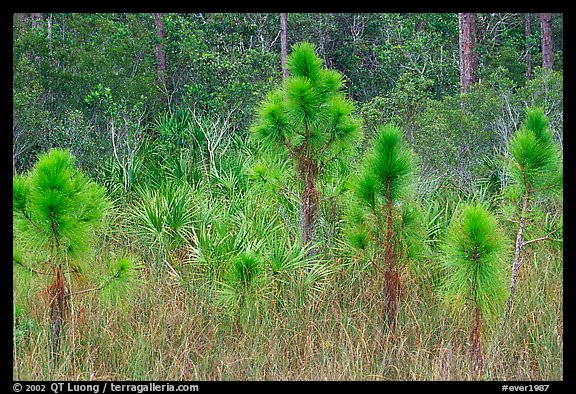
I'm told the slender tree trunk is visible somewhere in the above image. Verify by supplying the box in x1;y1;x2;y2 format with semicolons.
154;13;167;75
154;13;168;103
49;264;66;375
458;13;478;95
470;304;484;371
468;250;484;372
525;13;533;79
384;178;400;333
351;14;364;56
280;13;289;80
507;193;530;312
300;159;318;253
540;13;554;71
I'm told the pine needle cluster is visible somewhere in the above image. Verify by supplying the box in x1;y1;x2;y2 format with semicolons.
507;107;562;196
441;203;509;321
441;202;509;370
13;148;110;266
354;124;415;207
251;42;363;160
13;148;141;371
502;107;562;312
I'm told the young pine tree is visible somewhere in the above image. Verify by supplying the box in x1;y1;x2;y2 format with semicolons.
347;124;421;333
250;42;362;251
441;203;508;371
505;107;562;310
13;148;137;373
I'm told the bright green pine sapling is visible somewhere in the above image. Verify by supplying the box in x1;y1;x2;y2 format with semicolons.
12;148;139;373
505;107;562;310
250;42;362;252
347;124;423;333
441;203;509;371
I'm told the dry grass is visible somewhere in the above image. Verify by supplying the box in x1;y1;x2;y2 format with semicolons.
13;236;562;381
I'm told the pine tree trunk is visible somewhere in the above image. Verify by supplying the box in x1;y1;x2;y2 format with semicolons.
507;193;530;311
470;304;484;371
384;178;400;333
540;13;554;71
154;13;168;103
47;14;53;53
280;13;289;80
525;13;533;79
300;159;318;254
458;13;478;95
49;265;66;375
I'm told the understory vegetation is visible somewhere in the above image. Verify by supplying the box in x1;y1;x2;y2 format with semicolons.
13;13;562;381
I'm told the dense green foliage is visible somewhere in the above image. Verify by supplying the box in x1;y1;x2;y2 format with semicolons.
347;124;423;267
355;125;414;204
503;108;562;312
13;13;563;183
12;148;141;371
13;13;562;381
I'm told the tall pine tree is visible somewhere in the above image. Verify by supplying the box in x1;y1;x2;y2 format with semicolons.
251;42;362;251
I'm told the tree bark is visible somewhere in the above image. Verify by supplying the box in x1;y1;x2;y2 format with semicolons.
383;178;400;334
154;13;168;102
49;264;66;375
280;13;289;80
458;13;478;95
525;13;533;79
507;193;530;312
470;304;484;371
300;159;319;253
540;13;554;71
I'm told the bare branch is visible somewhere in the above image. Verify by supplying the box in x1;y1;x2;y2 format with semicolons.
13;258;53;276
65;267;123;298
521;227;562;247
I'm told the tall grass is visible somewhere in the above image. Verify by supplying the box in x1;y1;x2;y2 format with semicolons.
13;208;562;381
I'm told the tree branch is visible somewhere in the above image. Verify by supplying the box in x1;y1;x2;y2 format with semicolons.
13;258;53;276
521;227;562;247
65;268;122;298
